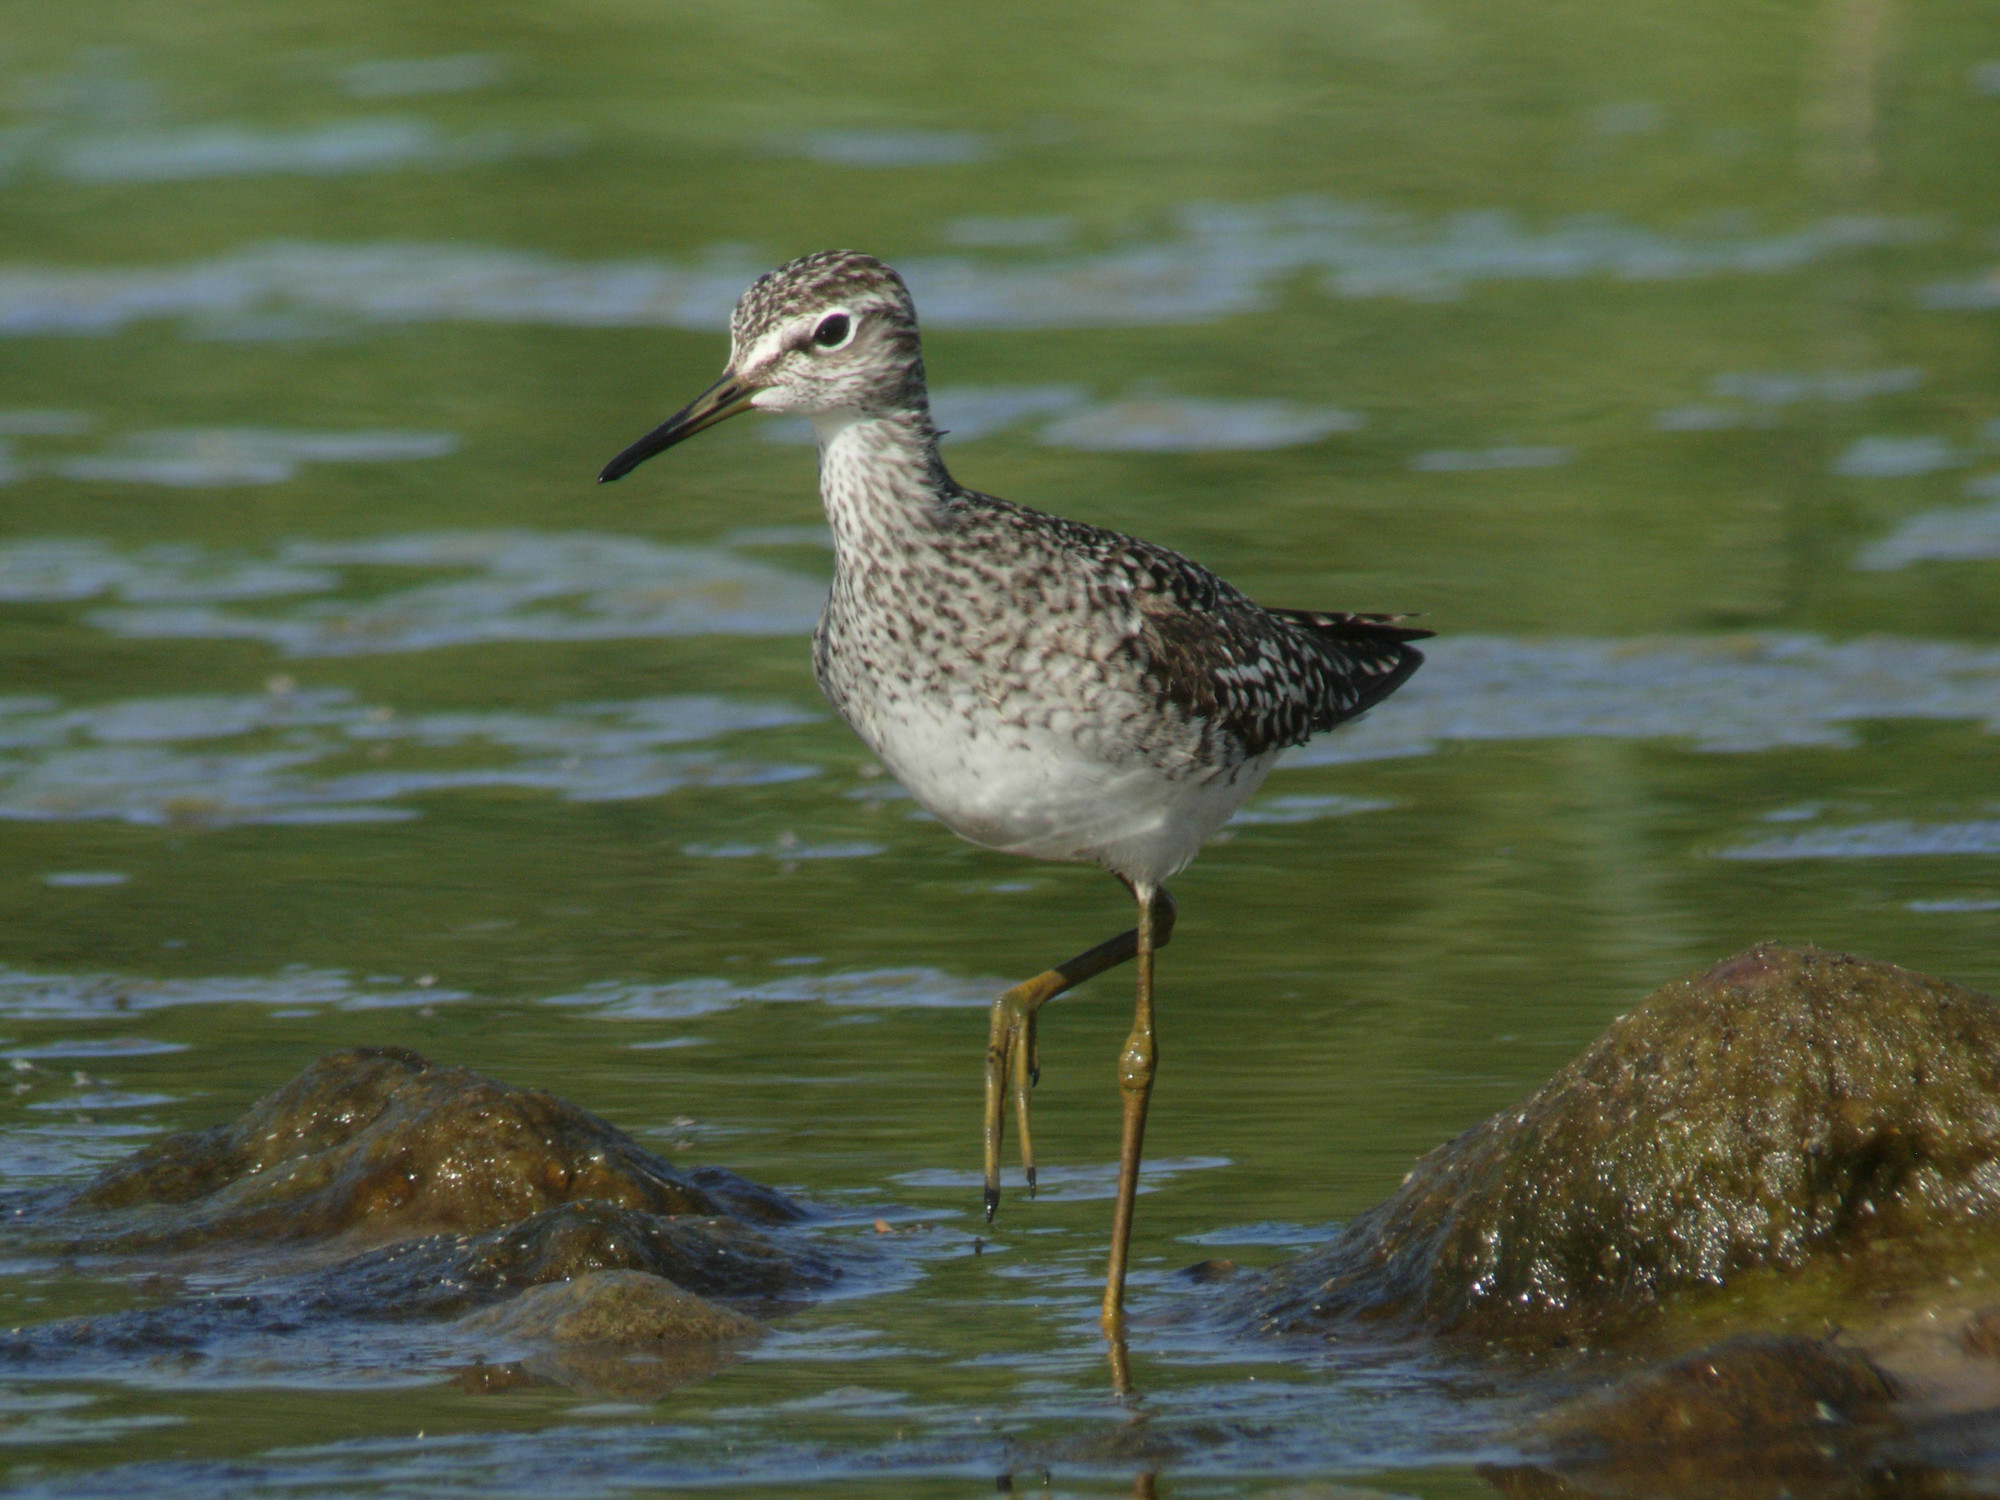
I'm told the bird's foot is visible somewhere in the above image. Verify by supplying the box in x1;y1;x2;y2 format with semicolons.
983;968;1065;1221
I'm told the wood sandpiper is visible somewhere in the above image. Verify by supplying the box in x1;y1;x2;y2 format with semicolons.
600;250;1428;1376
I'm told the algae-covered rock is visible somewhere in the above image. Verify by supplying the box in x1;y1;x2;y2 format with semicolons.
62;1046;804;1250
324;1199;835;1317
1531;1335;1899;1451
1252;945;2000;1340
0;1051;840;1396
1483;1337;1907;1499
460;1269;763;1345
451;1269;760;1399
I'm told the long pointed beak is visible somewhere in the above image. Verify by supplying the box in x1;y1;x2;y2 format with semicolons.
598;372;759;483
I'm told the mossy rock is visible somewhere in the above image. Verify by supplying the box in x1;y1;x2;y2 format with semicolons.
59;1046;804;1251
1250;945;2000;1341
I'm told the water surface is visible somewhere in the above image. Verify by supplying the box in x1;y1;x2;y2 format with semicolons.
4;2;2000;1493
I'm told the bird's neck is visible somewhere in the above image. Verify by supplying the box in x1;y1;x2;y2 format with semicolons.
813;406;954;555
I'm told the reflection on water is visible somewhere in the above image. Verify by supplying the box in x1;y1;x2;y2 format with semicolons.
5;0;2000;1492
47;119;522;183
50;428;457;487
542;968;999;1020
1286;634;2000;762
336;55;511;99
0;688;818;824
1832;434;1969;478
0;199;1941;338
12;531;836;651
1857;496;2000;568
1409;444;1571;471
1722;819;2000;860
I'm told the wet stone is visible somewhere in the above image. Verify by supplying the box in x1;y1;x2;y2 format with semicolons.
1531;1335;1900;1451
451;1269;763;1399
1963;1307;2000;1359
459;1266;764;1344
1248;945;2000;1341
56;1044;805;1250
1485;1336;1908;1499
0;1048;837;1391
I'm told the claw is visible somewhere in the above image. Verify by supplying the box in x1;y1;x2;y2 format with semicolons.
976;910;1166;1225
983;970;1059;1223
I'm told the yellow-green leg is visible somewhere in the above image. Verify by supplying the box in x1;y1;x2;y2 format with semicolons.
982;887;1176;1222
1101;883;1161;1343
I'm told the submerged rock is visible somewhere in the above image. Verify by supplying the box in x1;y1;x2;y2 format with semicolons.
452;1269;763;1398
1485;1336;1911;1498
0;1048;840;1395
461;1267;764;1345
1251;945;2000;1341
324;1198;835;1318
61;1045;803;1251
1532;1334;1900;1451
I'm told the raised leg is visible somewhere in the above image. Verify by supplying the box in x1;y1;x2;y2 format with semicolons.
1101;883;1162;1342
983;888;1176;1222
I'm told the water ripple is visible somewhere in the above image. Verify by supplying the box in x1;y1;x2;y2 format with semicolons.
0;199;1936;337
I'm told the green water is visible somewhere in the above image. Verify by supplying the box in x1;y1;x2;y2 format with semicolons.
3;0;1999;1492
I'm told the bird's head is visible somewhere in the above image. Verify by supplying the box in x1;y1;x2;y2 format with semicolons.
599;250;927;483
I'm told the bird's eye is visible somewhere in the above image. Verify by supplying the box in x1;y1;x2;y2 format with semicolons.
812;313;853;348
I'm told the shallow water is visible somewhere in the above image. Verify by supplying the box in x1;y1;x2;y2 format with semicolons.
4;1;2000;1493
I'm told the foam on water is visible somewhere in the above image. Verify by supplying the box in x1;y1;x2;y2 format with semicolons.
0;688;819;825
0;197;1936;337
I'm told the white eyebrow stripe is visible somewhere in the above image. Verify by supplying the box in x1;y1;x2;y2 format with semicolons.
736;318;814;375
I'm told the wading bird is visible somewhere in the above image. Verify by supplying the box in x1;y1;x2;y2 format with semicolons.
600;251;1427;1374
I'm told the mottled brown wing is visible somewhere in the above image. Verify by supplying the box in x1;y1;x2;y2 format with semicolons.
1134;584;1429;758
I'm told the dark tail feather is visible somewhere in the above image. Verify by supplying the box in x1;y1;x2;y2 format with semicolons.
1273;609;1431;724
1270;608;1434;644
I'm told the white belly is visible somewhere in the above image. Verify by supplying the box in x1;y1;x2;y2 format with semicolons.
858;692;1278;889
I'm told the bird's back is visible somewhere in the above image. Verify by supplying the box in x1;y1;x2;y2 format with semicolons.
897;487;1429;766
